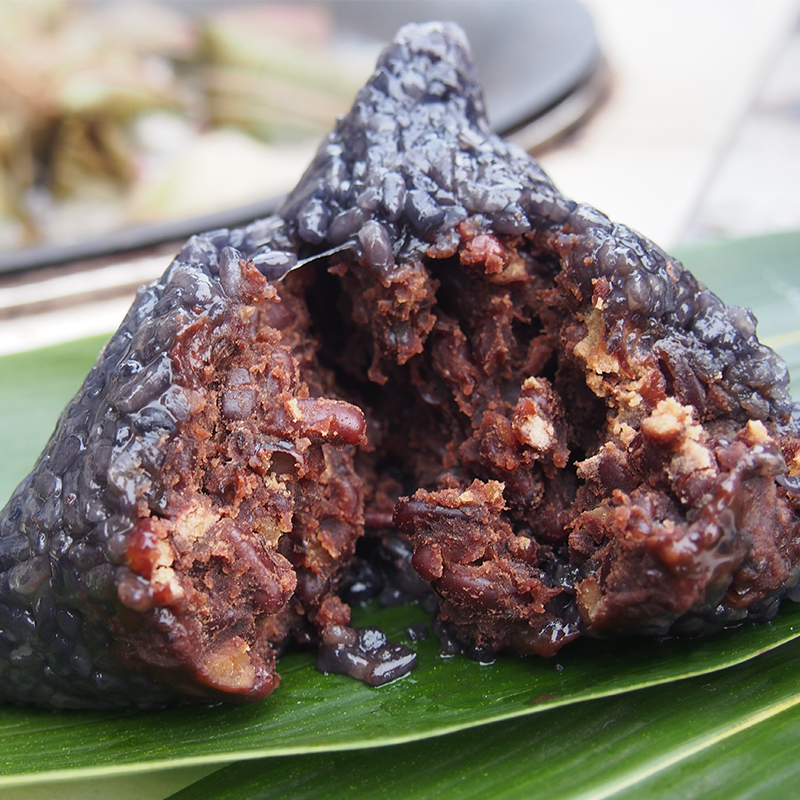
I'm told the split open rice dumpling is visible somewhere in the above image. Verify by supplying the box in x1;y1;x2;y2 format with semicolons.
1;22;798;709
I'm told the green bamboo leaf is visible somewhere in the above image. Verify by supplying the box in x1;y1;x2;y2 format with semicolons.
0;232;799;796
0;601;798;786
0;335;109;502
162;636;800;800
612;688;800;800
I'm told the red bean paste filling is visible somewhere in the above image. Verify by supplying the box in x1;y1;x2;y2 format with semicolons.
294;215;800;658
113;265;378;699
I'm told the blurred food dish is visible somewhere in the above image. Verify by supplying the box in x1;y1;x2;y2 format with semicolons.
0;0;602;274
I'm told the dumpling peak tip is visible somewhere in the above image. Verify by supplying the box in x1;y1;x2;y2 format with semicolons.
394;20;473;57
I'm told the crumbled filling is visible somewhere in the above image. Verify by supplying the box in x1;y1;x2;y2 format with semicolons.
113;258;369;699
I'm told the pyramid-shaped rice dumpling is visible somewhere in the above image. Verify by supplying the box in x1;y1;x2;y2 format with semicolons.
1;22;798;709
